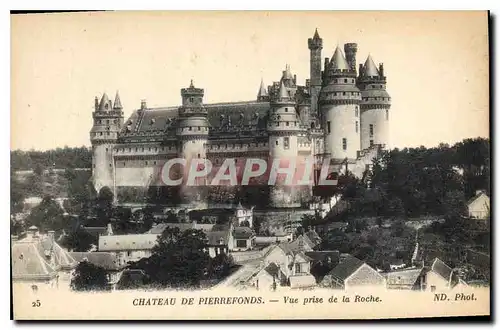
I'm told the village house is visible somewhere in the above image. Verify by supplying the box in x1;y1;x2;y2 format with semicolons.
98;232;159;265
385;267;426;290
11;226;78;290
423;258;458;292
320;255;386;290
248;242;316;289
467;190;490;221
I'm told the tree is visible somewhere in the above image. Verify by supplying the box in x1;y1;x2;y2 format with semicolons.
207;252;234;280
70;260;109;291
25;196;66;231
240;220;250;227
59;228;96;252
129;227;210;288
33;163;45;176
95;187;114;226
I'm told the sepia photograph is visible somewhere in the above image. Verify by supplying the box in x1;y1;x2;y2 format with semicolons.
9;10;490;320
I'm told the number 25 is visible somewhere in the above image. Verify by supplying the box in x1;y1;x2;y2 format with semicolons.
32;300;41;307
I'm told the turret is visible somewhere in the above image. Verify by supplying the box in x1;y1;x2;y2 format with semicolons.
319;45;361;166
176;80;210;205
357;55;391;150
308;29;323;119
257;78;270;102
267;79;304;209
90;91;124;194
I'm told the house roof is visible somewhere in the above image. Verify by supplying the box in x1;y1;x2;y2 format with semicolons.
467;191;490;206
326;255;364;281
385;267;424;287
287;235;314;252
305;230;322;247
98;234;159;252
431;258;453;281
70;252;122;271
263;262;286;279
233;226;255;239
305;251;340;264
12;235;77;281
147;222;215;235
206;231;229;246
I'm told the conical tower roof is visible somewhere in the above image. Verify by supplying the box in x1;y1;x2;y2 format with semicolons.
257;78;268;98
313;28;320;40
331;46;349;71
279;81;289;99
363;55;379;77
98;93;110;111
283;64;293;80
113;91;123;109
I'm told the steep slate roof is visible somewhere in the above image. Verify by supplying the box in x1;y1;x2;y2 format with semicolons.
431;258;453;281
206;231;229;246
330;46;349;71
363;55;379;77
326;255;364;281
305;251;340;264
305;230;322;247
257;79;268;98
467;191;489;206
12;234;78;281
121;101;271;138
233;226;255;239
98;234;159;252
287;234;315;252
70;252;122;271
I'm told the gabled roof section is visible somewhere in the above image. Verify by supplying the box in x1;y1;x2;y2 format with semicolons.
331;46;349;71
467;191;490;206
326;255;364;281
431;258;453;281
12;235;78;281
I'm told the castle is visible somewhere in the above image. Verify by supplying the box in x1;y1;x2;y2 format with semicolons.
89;29;391;209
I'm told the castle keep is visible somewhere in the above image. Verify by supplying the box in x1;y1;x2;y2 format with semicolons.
90;30;391;209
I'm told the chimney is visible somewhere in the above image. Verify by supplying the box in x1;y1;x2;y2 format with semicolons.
141;99;147;110
106;223;114;236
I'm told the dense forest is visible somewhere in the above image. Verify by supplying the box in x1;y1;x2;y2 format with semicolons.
11;146;92;171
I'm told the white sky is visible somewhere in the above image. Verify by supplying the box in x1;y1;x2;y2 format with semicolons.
11;11;489;151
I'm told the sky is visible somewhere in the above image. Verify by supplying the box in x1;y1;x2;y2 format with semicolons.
10;11;489;151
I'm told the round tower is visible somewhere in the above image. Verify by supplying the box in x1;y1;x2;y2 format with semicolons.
357;55;391;150
176;80;210;205
319;45;362;167
267;79;304;208
90;92;124;195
